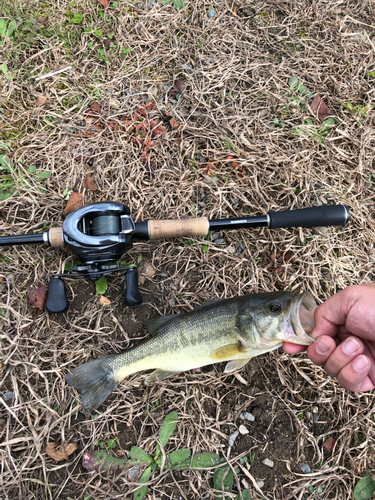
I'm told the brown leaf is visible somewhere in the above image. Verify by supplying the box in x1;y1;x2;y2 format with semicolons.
36;96;47;107
104;36;116;49
21;325;30;337
27;284;47;312
323;437;336;453
205;162;216;176
39;16;49;28
63;192;83;216
310;95;330;121
45;442;78;462
83;175;98;191
97;0;110;6
86;101;101;116
173;79;183;93
169;116;179;129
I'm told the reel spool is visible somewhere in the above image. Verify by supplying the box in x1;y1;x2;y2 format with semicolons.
45;202;142;314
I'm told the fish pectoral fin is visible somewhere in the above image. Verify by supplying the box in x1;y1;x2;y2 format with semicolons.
144;369;181;385
224;358;251;374
211;343;245;360
145;315;177;335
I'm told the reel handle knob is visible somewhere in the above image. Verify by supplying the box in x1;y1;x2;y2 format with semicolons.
125;268;142;306
46;277;69;314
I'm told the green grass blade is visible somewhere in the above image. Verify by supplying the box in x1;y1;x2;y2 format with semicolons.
133;465;152;500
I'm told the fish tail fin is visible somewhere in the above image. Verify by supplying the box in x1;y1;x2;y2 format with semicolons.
66;354;119;415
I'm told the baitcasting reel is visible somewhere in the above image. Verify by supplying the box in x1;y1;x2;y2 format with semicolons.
0;202;350;314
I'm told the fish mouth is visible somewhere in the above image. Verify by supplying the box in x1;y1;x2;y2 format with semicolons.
288;292;317;345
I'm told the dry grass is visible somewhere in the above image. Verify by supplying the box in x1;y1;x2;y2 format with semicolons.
1;0;375;498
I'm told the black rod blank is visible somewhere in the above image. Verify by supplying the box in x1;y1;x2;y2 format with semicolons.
0;233;45;246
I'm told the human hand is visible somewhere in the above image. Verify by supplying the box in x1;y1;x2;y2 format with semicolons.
284;284;375;392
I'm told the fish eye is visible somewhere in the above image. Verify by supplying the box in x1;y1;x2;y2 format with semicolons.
270;303;281;314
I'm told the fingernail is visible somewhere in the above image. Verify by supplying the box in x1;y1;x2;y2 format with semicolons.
353;355;369;372
315;338;331;355
343;338;361;355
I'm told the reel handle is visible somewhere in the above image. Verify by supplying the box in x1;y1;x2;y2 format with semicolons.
124;268;143;306
45;277;69;314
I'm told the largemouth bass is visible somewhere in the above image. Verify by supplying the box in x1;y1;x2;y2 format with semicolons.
66;291;316;414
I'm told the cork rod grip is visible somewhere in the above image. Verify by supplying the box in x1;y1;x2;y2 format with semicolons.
148;218;209;240
49;227;65;247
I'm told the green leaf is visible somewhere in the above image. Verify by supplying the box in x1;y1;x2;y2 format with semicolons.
235;491;251;500
161;0;173;4
7;20;17;37
168;448;190;465
33;171;51;180
213;465;234;498
175;451;221;470
0;19;7;38
129;446;153;464
95;276;108;294
0;155;12;170
202;244;208;253
154;411;178;459
133;465;152;500
0;63;8;75
27;165;36;174
174;0;185;9
288;76;299;89
298;85;307;94
322;117;335;126
94;29;102;38
354;473;375;500
0;191;13;200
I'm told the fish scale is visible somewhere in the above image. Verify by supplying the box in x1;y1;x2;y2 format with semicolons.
66;291;316;414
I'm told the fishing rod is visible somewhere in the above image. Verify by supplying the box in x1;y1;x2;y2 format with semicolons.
0;202;349;314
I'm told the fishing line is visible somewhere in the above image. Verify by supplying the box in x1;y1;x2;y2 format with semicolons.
91;215;120;235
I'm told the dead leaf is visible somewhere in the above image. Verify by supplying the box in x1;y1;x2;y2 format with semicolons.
21;325;30;337
104;36;116;50
323;437;336;453
205;162;216;176
100;296;111;307
83;175;98;191
97;0;110;6
271;245;294;274
86;101;101;116
37;16;49;28
36;96;47;107
63;192;83;216
310;95;330;121
27;284;47;312
169;117;179;129
45;442;78;462
174;79;183;93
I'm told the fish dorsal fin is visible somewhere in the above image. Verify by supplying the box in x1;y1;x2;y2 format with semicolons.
224;358;251;374
195;298;222;309
211;343;245;360
145;315;178;335
144;369;181;385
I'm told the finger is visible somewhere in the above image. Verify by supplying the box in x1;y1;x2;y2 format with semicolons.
323;336;365;378
337;355;374;392
282;342;307;354
306;335;336;366
313;284;375;340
